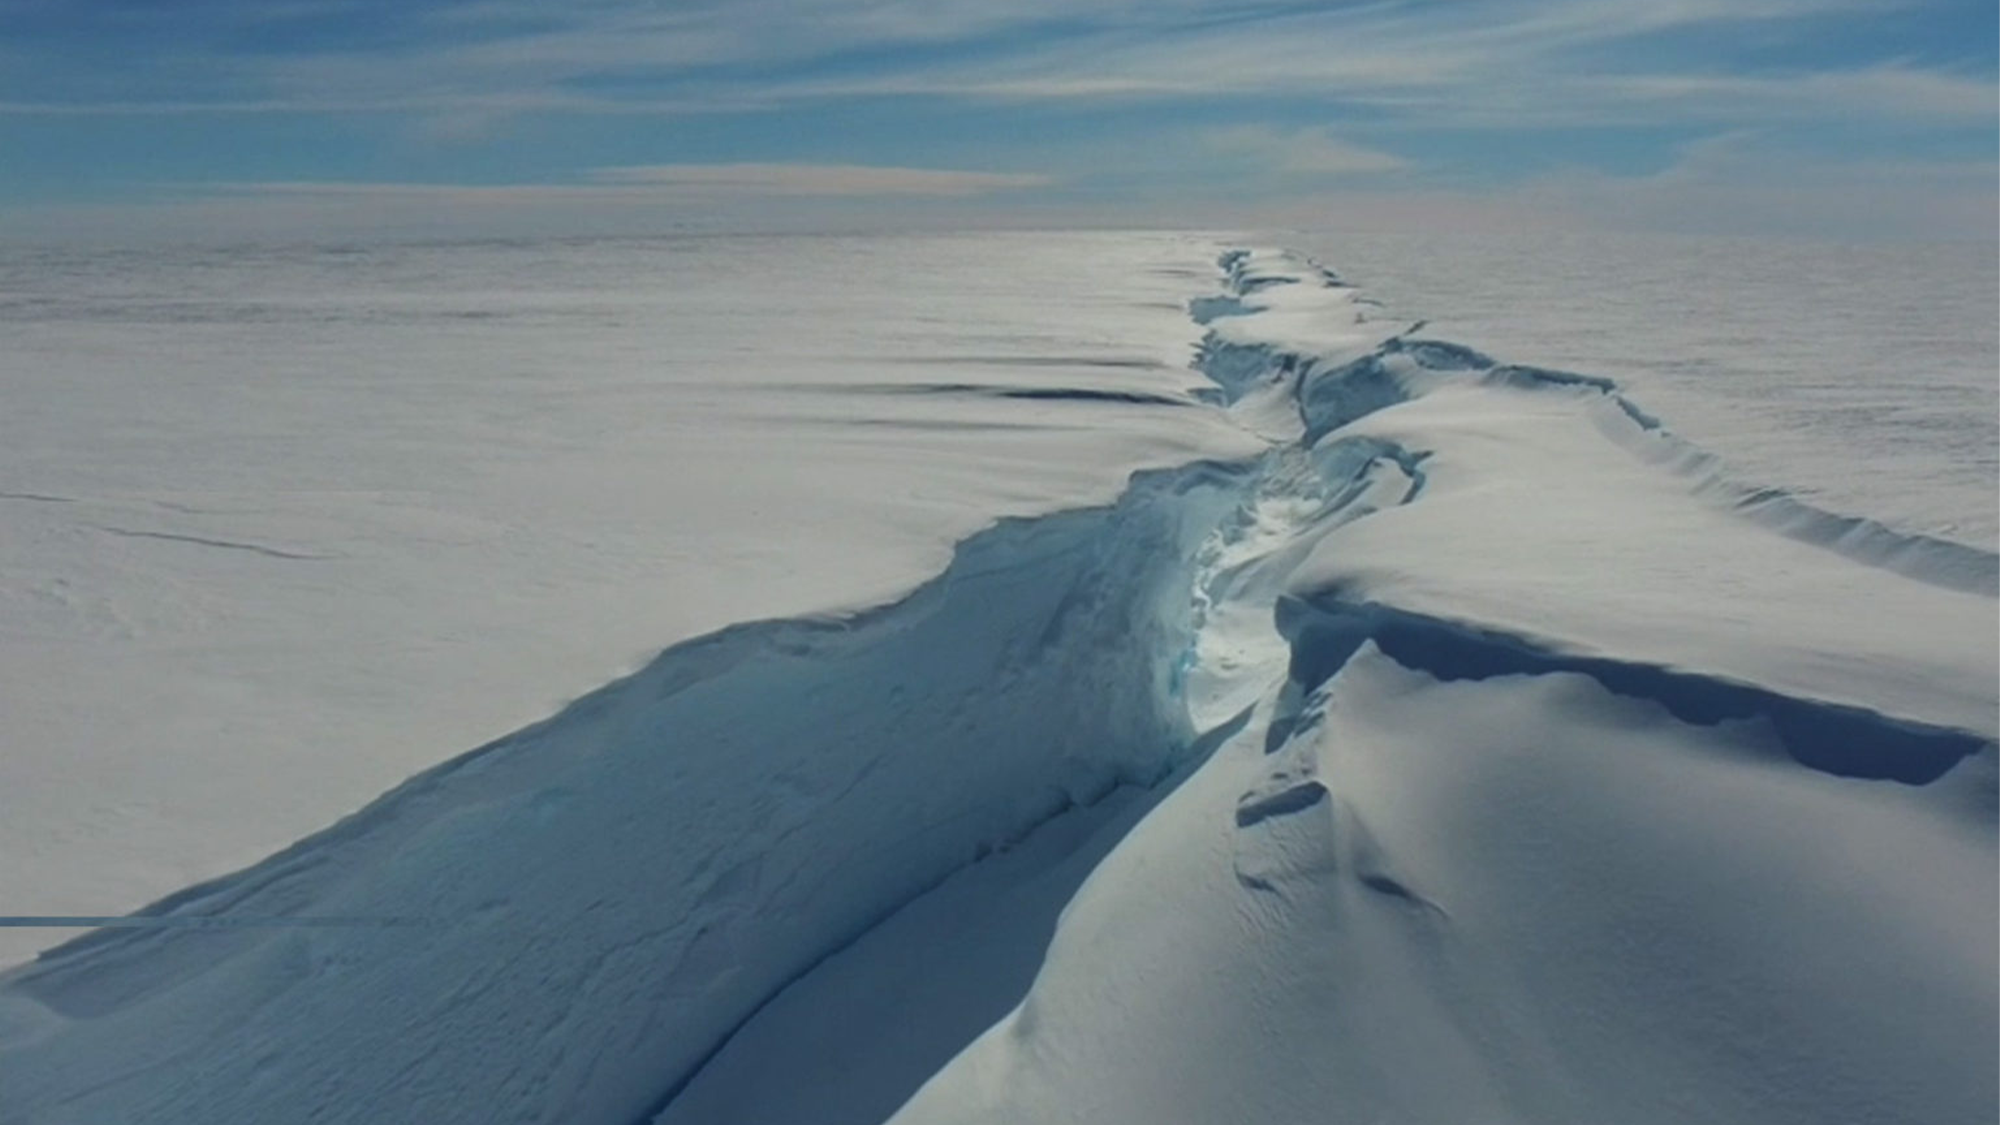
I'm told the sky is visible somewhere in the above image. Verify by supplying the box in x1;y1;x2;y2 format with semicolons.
0;0;1994;241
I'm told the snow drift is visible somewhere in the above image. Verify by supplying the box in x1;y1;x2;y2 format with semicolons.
0;247;1992;1125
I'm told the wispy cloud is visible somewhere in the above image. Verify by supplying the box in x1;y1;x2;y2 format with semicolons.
4;0;1976;122
587;163;1052;195
6;162;1060;244
190;163;1053;205
1204;126;1409;176
1580;64;2000;124
1;0;1991;240
1507;130;2000;238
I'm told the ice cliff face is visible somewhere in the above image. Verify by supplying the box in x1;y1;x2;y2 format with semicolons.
1;249;1992;1125
0;460;1248;1125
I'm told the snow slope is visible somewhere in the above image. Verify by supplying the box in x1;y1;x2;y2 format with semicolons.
1291;229;2000;548
0;245;1992;1125
892;252;1996;1125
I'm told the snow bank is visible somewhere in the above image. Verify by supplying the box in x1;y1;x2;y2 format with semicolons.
896;645;1995;1125
893;249;1996;1125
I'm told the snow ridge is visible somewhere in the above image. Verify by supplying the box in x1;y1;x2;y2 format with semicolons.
887;249;1996;1125
1206;249;1997;596
1273;595;1985;784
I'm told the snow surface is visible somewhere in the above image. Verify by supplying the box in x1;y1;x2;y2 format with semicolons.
0;240;1993;1125
0;232;1257;964
890;252;1996;1125
1290;229;2000;549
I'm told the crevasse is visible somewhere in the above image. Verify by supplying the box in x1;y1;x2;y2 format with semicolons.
1;248;1991;1125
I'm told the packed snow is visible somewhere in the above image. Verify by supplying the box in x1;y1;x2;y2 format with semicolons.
1292;229;2000;549
893;252;1995;1125
0;237;1992;1125
0;233;1257;964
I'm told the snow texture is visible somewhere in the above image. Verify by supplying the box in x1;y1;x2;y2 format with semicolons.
0;241;1992;1125
0;233;1258;965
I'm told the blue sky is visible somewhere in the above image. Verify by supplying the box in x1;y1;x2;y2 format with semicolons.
1;0;1994;240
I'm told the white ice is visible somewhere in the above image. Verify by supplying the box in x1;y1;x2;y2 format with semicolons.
0;239;1991;1125
0;232;1257;965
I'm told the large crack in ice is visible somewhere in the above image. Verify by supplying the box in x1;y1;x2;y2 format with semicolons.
2;245;1992;1125
646;248;1996;1120
0;448;1263;1125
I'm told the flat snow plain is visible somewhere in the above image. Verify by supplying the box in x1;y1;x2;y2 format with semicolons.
0;233;1993;1125
0;232;1258;963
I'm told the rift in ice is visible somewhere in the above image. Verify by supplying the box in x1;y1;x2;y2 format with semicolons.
1;246;1993;1125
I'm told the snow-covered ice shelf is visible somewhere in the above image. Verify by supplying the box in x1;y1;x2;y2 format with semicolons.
0;242;1992;1125
0;233;1259;965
